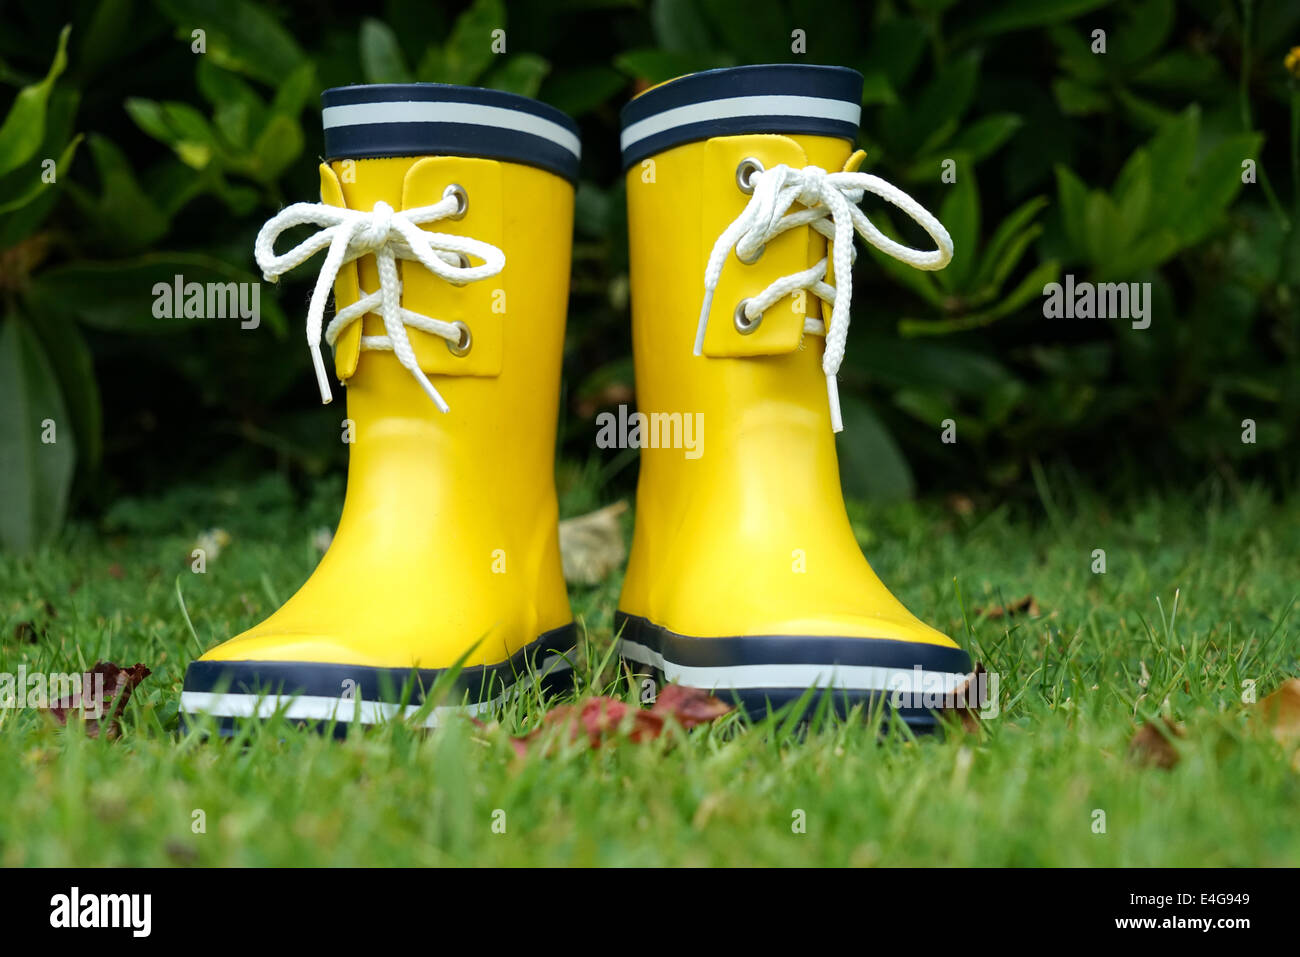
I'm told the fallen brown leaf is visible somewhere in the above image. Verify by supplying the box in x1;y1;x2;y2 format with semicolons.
946;493;975;517
46;661;152;739
1129;717;1185;770
973;595;1040;619
947;663;987;733
558;501;628;586
503;684;731;756
1255;678;1300;749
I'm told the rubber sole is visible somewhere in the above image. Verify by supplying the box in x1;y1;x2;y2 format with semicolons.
615;612;975;730
180;624;577;736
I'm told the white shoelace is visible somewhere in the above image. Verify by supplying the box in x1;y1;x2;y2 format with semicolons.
696;164;953;432
254;192;505;412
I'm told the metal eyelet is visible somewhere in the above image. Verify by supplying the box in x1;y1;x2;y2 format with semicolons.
447;321;472;356
736;243;765;265
444;183;468;219
733;298;762;335
736;157;764;194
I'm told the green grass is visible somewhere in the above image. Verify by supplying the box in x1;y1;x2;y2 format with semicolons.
1;473;1297;866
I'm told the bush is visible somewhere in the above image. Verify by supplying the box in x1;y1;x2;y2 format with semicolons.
0;0;1296;550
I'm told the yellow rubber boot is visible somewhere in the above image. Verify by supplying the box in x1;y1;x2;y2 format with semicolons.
616;65;973;726
181;84;580;730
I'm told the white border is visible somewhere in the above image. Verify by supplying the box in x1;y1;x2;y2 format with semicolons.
181;656;573;728
618;638;966;694
322;101;582;159
620;94;862;153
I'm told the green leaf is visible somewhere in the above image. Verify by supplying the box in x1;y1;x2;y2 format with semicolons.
937;174;980;292
26;309;101;474
879;52;980;158
959;0;1116;40
846;335;1015;396
1053;163;1089;253
0;133;81;215
900;259;1059;336
614;49;734;85
124;99;217;170
835;397;915;503
1144;107;1198;223
700;0;787;62
0;89;79;245
360;18;413;84
1113;148;1151;239
949;113;1023;162
1172;132;1263;245
65;135;170;250
249;113;303;182
865;18;928;89
197;59;265;149
540;66;626;117
26;254;284;334
1083;190;1124;265
154;0;305;86
485;54;550;98
270;63;317;118
1111;0;1173;64
0;317;76;552
858;71;897;107
441;0;506;85
0;24;71;178
972;195;1048;294
653;0;713;54
1051;77;1109;115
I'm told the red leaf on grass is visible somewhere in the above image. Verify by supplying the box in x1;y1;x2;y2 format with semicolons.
650;683;733;726
46;661;152;739
502;684;732;755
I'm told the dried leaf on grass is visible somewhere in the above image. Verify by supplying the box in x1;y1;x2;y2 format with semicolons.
558;501;628;585
973;595;1040;619
948;663;988;734
1255;679;1300;764
500;683;731;756
46;661;152;739
1129;716;1185;770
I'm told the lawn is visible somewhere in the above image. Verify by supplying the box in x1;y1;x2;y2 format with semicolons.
1;474;1297;866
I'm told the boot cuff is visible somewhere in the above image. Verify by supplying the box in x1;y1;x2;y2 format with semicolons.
619;64;862;170
322;83;581;183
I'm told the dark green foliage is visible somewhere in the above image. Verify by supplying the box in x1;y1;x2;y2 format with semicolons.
0;0;1296;549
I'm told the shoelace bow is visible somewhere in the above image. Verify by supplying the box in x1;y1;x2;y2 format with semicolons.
697;164;953;432
254;192;504;412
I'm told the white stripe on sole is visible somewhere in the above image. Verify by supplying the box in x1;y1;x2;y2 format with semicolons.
618;638;967;695
182;658;573;727
180;690;502;727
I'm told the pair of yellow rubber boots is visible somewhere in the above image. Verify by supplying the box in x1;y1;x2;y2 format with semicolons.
180;65;973;732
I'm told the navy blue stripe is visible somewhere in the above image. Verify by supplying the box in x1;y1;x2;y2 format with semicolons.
618;64;862;168
615;612;972;673
622;114;859;170
182;624;576;702
620;64;862;126
323;83;578;136
324;121;580;183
